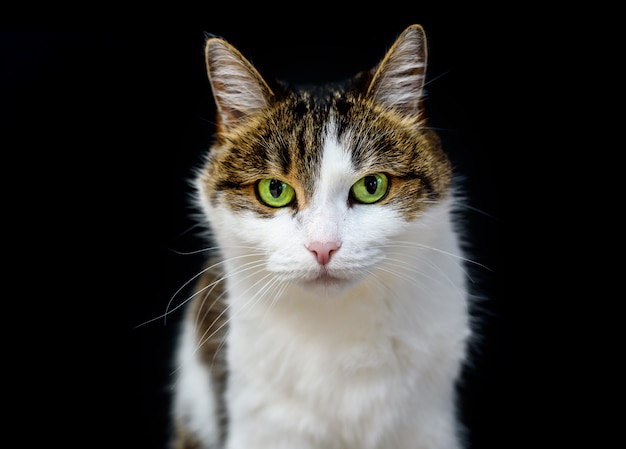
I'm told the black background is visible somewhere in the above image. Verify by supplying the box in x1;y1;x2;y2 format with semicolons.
2;11;519;448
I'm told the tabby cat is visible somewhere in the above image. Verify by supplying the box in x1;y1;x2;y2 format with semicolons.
171;24;475;449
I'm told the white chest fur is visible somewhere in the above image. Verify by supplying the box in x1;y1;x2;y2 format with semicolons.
175;200;471;449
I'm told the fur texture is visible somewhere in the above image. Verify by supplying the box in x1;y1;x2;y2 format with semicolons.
171;24;473;449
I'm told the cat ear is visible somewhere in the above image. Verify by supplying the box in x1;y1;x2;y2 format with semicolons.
205;37;274;129
366;24;428;117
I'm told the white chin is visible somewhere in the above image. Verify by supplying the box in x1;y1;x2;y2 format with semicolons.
300;270;358;295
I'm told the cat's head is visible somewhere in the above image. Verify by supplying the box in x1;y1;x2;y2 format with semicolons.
195;24;454;294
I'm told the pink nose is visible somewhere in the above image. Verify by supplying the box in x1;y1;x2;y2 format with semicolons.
307;241;340;265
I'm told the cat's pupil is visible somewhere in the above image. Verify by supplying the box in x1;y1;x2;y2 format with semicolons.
365;176;378;194
269;179;283;198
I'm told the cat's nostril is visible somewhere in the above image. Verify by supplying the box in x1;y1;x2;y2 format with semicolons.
307;241;340;265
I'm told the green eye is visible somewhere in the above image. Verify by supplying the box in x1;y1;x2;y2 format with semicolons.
351;173;389;204
257;178;295;207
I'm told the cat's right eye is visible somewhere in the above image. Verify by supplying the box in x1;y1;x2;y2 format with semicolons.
256;178;296;208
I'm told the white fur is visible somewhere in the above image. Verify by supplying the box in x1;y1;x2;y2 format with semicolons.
175;124;471;449
173;317;221;447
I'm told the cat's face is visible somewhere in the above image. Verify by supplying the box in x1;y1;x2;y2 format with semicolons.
195;25;453;293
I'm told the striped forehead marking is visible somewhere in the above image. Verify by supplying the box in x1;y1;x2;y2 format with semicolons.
311;127;356;206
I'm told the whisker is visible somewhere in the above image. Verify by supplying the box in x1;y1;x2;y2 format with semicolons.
383;243;476;285
193;259;268;329
204;271;292;371
258;276;292;323
168;261;270;377
205;270;282;364
376;240;492;273
134;252;265;329
373;262;433;295
194;260;267;342
167;244;264;257
363;268;418;318
424;69;451;88
451;202;496;220
194;269;277;357
378;256;467;301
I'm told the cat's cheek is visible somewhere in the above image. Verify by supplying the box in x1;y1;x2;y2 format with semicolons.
346;206;408;243
265;223;314;270
220;209;300;249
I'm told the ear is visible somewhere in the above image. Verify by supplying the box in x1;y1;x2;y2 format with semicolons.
205;37;274;129
366;24;428;117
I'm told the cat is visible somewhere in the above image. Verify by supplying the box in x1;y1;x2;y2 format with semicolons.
170;23;476;449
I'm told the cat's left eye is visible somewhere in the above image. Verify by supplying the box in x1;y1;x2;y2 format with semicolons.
257;178;296;208
350;173;389;204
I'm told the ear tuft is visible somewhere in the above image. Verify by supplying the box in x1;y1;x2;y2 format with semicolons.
205;38;274;129
367;24;428;117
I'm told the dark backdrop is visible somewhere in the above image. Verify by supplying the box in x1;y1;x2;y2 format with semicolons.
2;12;513;448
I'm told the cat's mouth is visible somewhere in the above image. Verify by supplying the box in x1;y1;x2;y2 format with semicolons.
302;268;350;288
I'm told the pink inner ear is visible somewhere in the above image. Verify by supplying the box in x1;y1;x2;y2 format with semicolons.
306;241;341;265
